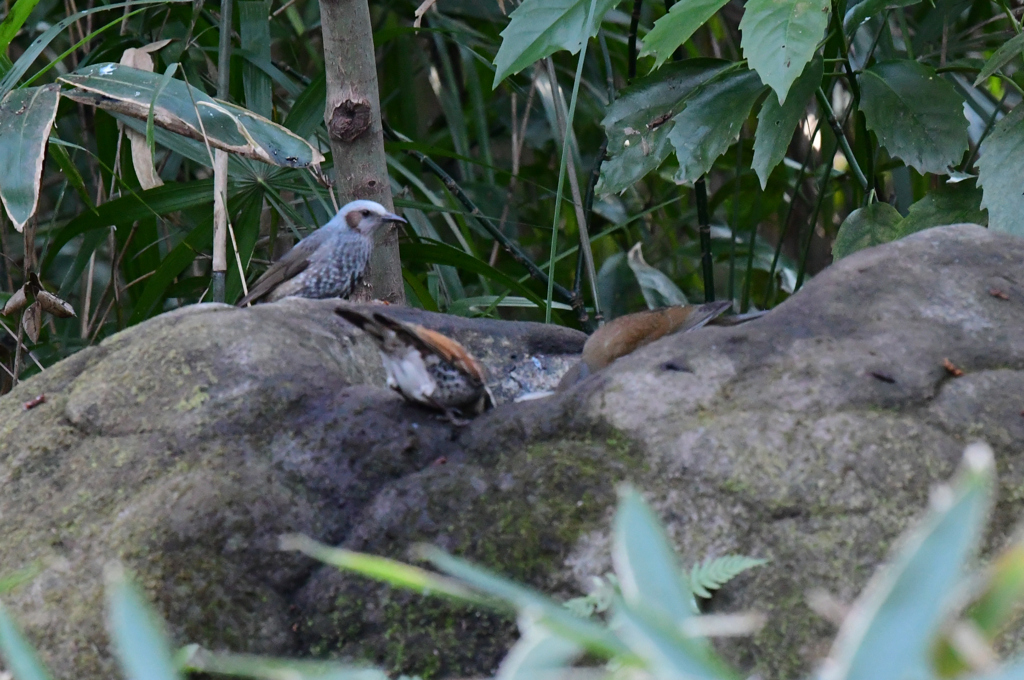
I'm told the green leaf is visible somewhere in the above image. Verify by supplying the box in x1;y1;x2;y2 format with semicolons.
496;624;582;680
832;202;902;260
896;182;987;236
689;556;767;599
640;0;731;69
669;67;767;183
858;60;968;175
975;33;1024;86
612;486;694;627
59;64;325;169
279;534;484;605
399;241;547;310
627;243;688;308
598;59;731;194
181;646;387;680
491;0;619;87
842;0;920;34
822;443;994;680
0;0;186;96
105;567;181;680
285;70;326;138
239;0;273;119
47;139;95;212
419;546;633;659
978;102;1024;236
41;179;216;274
0;602;54;680
0;563;41;595
0;0;44;55
613;599;739;680
0;84;60;232
739;0;829;105
752;56;822;188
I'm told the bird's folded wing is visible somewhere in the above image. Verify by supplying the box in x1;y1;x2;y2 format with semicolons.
237;230;327;306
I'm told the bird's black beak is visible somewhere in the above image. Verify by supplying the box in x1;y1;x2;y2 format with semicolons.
383;212;407;224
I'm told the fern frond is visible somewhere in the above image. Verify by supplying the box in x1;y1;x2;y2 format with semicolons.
689;555;768;599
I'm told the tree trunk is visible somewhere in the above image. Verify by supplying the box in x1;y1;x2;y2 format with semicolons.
318;0;405;303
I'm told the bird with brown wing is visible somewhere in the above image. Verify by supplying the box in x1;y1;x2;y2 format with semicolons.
237;200;406;306
337;308;495;423
556;301;732;390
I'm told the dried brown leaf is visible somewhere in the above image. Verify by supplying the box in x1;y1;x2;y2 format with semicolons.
2;286;28;316
36;290;76;318
22;302;41;343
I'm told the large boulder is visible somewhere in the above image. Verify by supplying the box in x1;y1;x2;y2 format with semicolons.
2;224;1024;679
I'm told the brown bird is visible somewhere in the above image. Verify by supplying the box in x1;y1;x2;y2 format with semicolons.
237;200;406;306
556;301;732;390
337;308;495;423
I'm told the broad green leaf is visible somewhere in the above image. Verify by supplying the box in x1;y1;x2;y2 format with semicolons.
689;555;767;599
0;603;54;680
832;202;902;260
105;567;181;680
974;32;1024;86
492;0;618;87
612;487;694;627
598;59;731;194
41;179;216;274
842;0;920;34
496;624;582;680
419;546;633;659
896;182;987;237
739;0;829;105
978;102;1024;236
279;534;484;605
752;56;822;188
0;0;186;96
285;70;327;138
0;84;60;231
0;0;44;54
669;67;767;183
627;243;688;308
59;63;325;169
821;444;995;680
640;0;731;69
858;60;968;175
239;0;273;119
613;598;739;680
181;646;387;680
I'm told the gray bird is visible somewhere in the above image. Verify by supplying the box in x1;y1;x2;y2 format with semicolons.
237;199;406;306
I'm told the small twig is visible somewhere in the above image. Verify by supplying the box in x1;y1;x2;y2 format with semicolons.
12;312;23;387
815;88;869;192
271;0;297;17
695;177;715;302
795;139;839;292
628;0;643;80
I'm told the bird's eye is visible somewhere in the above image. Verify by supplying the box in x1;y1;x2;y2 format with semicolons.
362;210;370;217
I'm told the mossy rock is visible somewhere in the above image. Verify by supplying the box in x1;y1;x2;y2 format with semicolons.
4;225;1024;679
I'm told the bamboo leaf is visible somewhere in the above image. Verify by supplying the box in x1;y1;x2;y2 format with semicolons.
59;64;325;169
0;84;60;231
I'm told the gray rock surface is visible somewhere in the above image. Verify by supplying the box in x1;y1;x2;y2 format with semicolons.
2;224;1024;679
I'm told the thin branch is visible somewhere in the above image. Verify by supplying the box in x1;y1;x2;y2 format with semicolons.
815;88;869;192
695;177;715;302
628;0;643;80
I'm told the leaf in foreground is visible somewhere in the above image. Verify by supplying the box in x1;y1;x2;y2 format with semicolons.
832;202;902;260
0;84;60;231
0;603;55;680
627;243;688;309
105;565;182;680
739;0;829;105
820;443;994;680
858;60;968;175
977;102;1024;236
